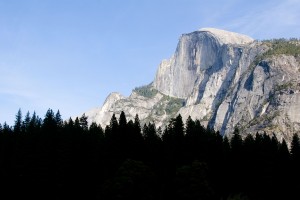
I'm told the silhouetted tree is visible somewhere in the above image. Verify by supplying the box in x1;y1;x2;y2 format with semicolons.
21;111;31;134
222;136;231;158
89;122;104;137
106;114;118;139
230;128;243;154
74;117;81;130
164;114;184;145
65;117;74;130
118;111;127;129
143;123;159;142
185;116;195;137
43;109;57;131
79;113;88;131
14;109;22;134
28;112;41;134
157;126;162;137
55;110;63;128
133;114;141;136
291;133;300;160
2;122;12;134
278;139;290;161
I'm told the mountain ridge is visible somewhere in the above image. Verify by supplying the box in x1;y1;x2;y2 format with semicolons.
83;28;300;142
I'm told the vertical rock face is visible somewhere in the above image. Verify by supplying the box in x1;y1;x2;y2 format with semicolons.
153;28;254;100
154;31;220;98
83;28;300;142
153;28;258;128
213;55;300;141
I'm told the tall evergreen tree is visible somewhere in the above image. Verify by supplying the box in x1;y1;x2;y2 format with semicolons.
222;136;231;156
278;139;290;161
144;123;160;143
291;133;300;160
14;109;22;134
55;110;63;128
43;109;57;131
109;114;118;134
133;114;141;136
243;134;255;154
74;117;81;130
174;114;184;139
65;117;74;131
28;111;38;133
3;122;12;134
185;116;195;137
79;113;88;131
22;111;31;133
89;122;104;137
230;128;243;153
143;124;149;138
165;114;184;143
118;111;127;129
157;126;162;137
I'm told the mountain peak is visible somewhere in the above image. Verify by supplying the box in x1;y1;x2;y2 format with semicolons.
199;28;254;45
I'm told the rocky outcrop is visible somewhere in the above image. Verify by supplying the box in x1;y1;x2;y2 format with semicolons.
153;28;254;99
84;92;125;125
83;28;300;142
213;55;300;141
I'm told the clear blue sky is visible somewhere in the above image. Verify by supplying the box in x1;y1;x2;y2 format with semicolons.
1;0;300;125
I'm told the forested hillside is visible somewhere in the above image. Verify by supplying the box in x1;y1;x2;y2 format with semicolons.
0;109;299;199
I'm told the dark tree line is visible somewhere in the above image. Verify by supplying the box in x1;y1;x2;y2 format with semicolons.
0;109;300;200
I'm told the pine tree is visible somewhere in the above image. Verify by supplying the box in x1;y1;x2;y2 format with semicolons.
185;116;195;137
28;111;37;133
230;128;243;152
105;114;118;140
144;123;160;142
291;133;300;160
22;111;31;133
109;114;118;133
65;117;74;131
157;126;162;137
222;136;231;158
89;122;104;137
174;114;184;139
14;109;22;134
166;114;184;143
243;134;255;155
55;110;63;128
133;114;141;136
118;111;127;129
79;113;88;131
43;109;56;131
271;135;279;152
74;117;81;130
3;122;12;134
279;139;290;159
142;124;149;137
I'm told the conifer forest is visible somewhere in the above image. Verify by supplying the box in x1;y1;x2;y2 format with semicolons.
0;109;299;200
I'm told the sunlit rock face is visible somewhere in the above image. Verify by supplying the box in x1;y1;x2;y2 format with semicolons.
83;28;300;142
153;28;254;99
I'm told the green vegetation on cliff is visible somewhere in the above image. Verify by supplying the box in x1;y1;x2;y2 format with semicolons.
262;38;300;57
133;84;158;98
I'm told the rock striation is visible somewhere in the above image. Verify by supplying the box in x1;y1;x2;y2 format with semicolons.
83;28;300;142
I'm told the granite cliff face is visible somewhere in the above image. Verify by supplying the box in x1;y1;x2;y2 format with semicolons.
84;28;300;141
